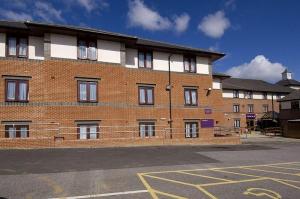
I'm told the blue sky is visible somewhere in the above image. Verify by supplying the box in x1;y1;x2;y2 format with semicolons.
1;0;300;82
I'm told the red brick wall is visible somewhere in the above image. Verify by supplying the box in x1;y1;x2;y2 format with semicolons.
0;58;234;148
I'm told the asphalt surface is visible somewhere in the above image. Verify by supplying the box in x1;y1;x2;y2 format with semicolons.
0;140;300;199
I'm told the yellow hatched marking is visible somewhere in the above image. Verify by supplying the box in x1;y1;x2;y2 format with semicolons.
137;173;158;199
264;165;300;171
196;185;218;199
273;179;300;190
211;168;263;178
177;171;233;182
153;189;188;199
241;167;300;176
199;177;267;187
143;174;196;187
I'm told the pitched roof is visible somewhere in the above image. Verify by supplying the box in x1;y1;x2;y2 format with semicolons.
0;20;225;61
278;90;300;102
222;78;292;93
276;79;300;87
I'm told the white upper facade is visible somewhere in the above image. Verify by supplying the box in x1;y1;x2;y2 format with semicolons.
222;89;285;100
0;32;211;75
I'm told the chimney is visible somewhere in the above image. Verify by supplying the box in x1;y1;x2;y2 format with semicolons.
282;69;292;80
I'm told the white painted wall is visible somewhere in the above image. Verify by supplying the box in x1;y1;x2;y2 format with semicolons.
253;92;263;100
98;40;121;64
222;90;233;98
125;48;138;68
281;101;291;109
51;34;77;59
212;78;221;90
152;52;183;72
196;56;210;75
239;92;244;98
29;36;44;60
0;33;6;57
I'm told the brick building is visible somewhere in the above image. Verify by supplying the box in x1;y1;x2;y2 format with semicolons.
216;77;292;130
0;21;240;148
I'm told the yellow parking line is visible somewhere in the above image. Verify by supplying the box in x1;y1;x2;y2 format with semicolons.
241;167;300;176
210;168;263;178
273;179;300;190
196;186;218;199
137;173;158;199
177;171;233;182
142;174;196;187
264;165;300;171
199;177;267;187
152;189;187;199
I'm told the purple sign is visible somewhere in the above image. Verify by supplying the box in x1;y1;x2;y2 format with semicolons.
201;119;214;128
204;108;212;114
246;113;256;119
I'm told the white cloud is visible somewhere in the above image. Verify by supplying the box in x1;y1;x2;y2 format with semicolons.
198;10;230;38
76;0;109;12
35;2;65;23
226;55;286;82
127;0;171;31
0;9;32;21
174;13;190;33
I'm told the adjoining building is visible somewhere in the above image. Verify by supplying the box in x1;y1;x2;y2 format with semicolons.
217;77;292;131
0;20;240;148
276;69;300;90
278;90;300;138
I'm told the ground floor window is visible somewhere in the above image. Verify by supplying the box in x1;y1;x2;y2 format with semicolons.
185;122;199;138
139;122;155;138
5;125;29;138
234;119;241;128
77;124;99;139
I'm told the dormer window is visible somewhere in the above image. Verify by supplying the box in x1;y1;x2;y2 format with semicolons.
184;55;196;73
78;40;97;60
138;50;152;69
7;35;28;58
245;91;253;99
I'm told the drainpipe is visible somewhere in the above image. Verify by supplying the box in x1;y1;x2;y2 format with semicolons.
168;54;173;138
272;94;275;121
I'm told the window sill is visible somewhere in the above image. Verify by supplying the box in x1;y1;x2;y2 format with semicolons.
184;105;198;108
5;100;29;103
139;104;154;107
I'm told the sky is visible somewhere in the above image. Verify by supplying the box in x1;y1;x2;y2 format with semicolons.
0;0;300;83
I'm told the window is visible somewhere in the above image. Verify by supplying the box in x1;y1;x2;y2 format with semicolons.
276;94;281;99
245;91;253;99
234;119;240;128
291;101;299;110
78;81;98;102
184;88;198;106
77;124;99;139
233;90;239;98
185;122;199;138
5;79;29;102
248;104;254;113
263;92;268;100
139;122;155;138
7;36;28;57
78;40;97;60
263;104;268;113
138;86;154;105
184;55;196;73
138;51;152;69
5;125;29;138
233;104;240;113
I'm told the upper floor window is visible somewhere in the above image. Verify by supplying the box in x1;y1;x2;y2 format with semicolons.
138;86;154;105
248;104;254;113
77;123;99;139
234;119;240;128
185;122;199;138
276;94;281;99
233;90;239;98
7;36;28;58
5;124;29;138
245;91;253;99
78;40;97;60
5;79;29;102
263;92;268;100
291;101;299;110
233;104;240;113
184;55;196;73
184;88;198;106
138;51;152;69
78;81;98;102
139;122;155;138
263;104;269;113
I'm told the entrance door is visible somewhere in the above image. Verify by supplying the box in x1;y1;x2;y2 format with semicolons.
247;119;255;130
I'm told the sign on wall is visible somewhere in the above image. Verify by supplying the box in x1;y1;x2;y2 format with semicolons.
204;108;212;114
201;119;214;128
246;113;256;119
